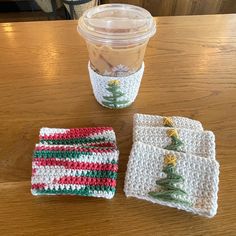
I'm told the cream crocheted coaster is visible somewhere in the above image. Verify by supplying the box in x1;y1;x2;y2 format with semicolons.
134;126;215;159
88;62;144;109
133;113;203;130
124;142;219;217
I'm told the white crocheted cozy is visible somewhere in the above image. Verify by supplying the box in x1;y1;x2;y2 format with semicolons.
134;126;215;159
133;113;203;131
124;142;219;217
88;62;144;109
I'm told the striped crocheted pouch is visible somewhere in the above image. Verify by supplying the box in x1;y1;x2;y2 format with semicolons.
39;127;116;148
31;144;119;199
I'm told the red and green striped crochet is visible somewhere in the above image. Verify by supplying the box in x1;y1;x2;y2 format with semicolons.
39;127;116;148
31;144;119;199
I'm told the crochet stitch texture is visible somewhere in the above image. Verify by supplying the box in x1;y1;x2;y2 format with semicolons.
124;142;219;217
88;62;144;109
32;144;119;199
40;127;116;147
32;127;119;199
134;126;215;159
133;114;204;131
125;114;219;217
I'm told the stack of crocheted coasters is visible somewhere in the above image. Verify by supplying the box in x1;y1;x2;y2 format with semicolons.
125;114;220;217
31;127;119;199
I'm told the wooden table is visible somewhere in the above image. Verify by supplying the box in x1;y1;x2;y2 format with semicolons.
0;14;236;235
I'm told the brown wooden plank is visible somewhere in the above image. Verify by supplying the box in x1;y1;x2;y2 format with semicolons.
143;0;174;16
174;0;196;15
102;0;142;6
189;0;221;15
219;0;236;13
103;0;236;16
143;0;223;16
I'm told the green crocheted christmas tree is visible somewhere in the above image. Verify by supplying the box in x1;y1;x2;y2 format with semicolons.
149;154;190;205
102;80;129;108
165;129;184;151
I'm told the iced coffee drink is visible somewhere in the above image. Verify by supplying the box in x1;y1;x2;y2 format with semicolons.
78;4;156;108
87;41;148;76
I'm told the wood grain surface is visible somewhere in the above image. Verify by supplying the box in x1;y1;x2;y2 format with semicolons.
0;15;236;235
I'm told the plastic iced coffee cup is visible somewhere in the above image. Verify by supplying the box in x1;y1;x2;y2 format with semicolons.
78;4;156;109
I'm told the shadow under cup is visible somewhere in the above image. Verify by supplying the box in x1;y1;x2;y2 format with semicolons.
78;4;156;109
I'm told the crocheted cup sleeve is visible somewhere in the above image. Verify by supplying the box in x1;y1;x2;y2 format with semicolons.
39;127;117;148
124;142;219;217
134;126;215;159
88;62;144;109
31;144;119;199
133;114;204;131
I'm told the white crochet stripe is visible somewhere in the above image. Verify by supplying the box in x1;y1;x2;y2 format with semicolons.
90;191;114;199
134;126;215;159
133;113;204;131
32;168;92;184
89;130;116;141
40;127;68;135
32;175;61;185
31;187;115;199
32;167;117;185
39;128;116;142
33;166;110;178
124;142;220;218
32;156;119;165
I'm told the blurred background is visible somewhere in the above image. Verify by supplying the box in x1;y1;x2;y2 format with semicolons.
0;0;236;23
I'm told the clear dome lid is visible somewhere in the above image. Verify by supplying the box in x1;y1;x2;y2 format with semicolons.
78;4;156;45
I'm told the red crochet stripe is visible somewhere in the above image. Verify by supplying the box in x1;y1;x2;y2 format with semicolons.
35;145;115;153
56;176;116;187
33;159;118;172
40;127;113;140
31;183;46;189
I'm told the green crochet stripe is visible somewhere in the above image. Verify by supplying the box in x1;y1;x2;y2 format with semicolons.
40;137;109;145
34;148;117;159
77;170;118;179
33;152;118;164
33;186;116;196
34;150;93;158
